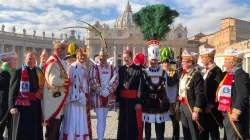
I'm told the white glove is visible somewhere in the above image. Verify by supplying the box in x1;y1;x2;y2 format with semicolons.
100;88;110;97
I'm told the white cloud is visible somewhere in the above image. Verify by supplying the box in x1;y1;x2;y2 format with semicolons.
1;0;250;40
173;0;250;37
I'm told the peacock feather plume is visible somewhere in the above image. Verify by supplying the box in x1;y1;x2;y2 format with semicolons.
62;20;107;48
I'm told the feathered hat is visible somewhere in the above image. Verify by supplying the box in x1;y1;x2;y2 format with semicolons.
159;47;176;64
64;42;79;60
63;20;108;56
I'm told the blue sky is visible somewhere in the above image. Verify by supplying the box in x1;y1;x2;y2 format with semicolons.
0;0;250;38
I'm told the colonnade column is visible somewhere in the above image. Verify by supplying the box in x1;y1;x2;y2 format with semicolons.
113;45;117;67
19;46;26;66
0;44;4;53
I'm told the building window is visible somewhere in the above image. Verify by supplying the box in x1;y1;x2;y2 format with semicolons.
177;33;182;38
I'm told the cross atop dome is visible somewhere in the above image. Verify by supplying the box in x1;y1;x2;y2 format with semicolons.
125;0;132;12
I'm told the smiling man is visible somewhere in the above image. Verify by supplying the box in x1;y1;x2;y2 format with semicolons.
200;48;223;140
9;51;44;140
116;49;144;140
42;39;70;140
89;47;118;140
216;49;249;140
178;49;205;140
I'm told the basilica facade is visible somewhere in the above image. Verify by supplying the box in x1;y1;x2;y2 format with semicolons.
86;2;198;67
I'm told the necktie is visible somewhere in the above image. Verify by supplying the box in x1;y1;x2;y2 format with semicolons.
183;69;187;75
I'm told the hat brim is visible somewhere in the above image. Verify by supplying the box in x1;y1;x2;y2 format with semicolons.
158;59;176;64
64;54;76;60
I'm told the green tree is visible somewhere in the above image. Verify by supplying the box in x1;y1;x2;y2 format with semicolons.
133;4;179;41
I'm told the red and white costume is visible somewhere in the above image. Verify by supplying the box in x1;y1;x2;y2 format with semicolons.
89;64;118;140
42;53;69;124
60;60;92;140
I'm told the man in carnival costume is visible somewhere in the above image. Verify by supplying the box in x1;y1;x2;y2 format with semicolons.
89;47;118;140
142;41;170;140
42;40;71;140
132;4;179;140
9;51;44;140
159;47;180;140
0;52;17;140
39;49;48;70
60;48;92;140
116;49;144;140
216;49;249;140
199;48;223;140
178;49;205;140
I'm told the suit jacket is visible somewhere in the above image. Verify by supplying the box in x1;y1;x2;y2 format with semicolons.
204;66;223;105
186;70;206;111
204;65;223;125
231;69;249;117
230;69;250;138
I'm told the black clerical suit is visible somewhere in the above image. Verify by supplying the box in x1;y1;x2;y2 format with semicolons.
8;67;43;140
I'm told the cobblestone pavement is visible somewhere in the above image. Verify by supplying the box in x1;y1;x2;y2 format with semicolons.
41;110;224;140
90;110;225;140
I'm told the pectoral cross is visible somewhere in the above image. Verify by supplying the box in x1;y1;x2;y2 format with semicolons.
124;81;129;89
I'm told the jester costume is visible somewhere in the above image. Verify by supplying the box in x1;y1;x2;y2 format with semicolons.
8;64;44;140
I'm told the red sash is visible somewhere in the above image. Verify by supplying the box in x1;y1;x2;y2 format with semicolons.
120;90;138;98
43;54;69;124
